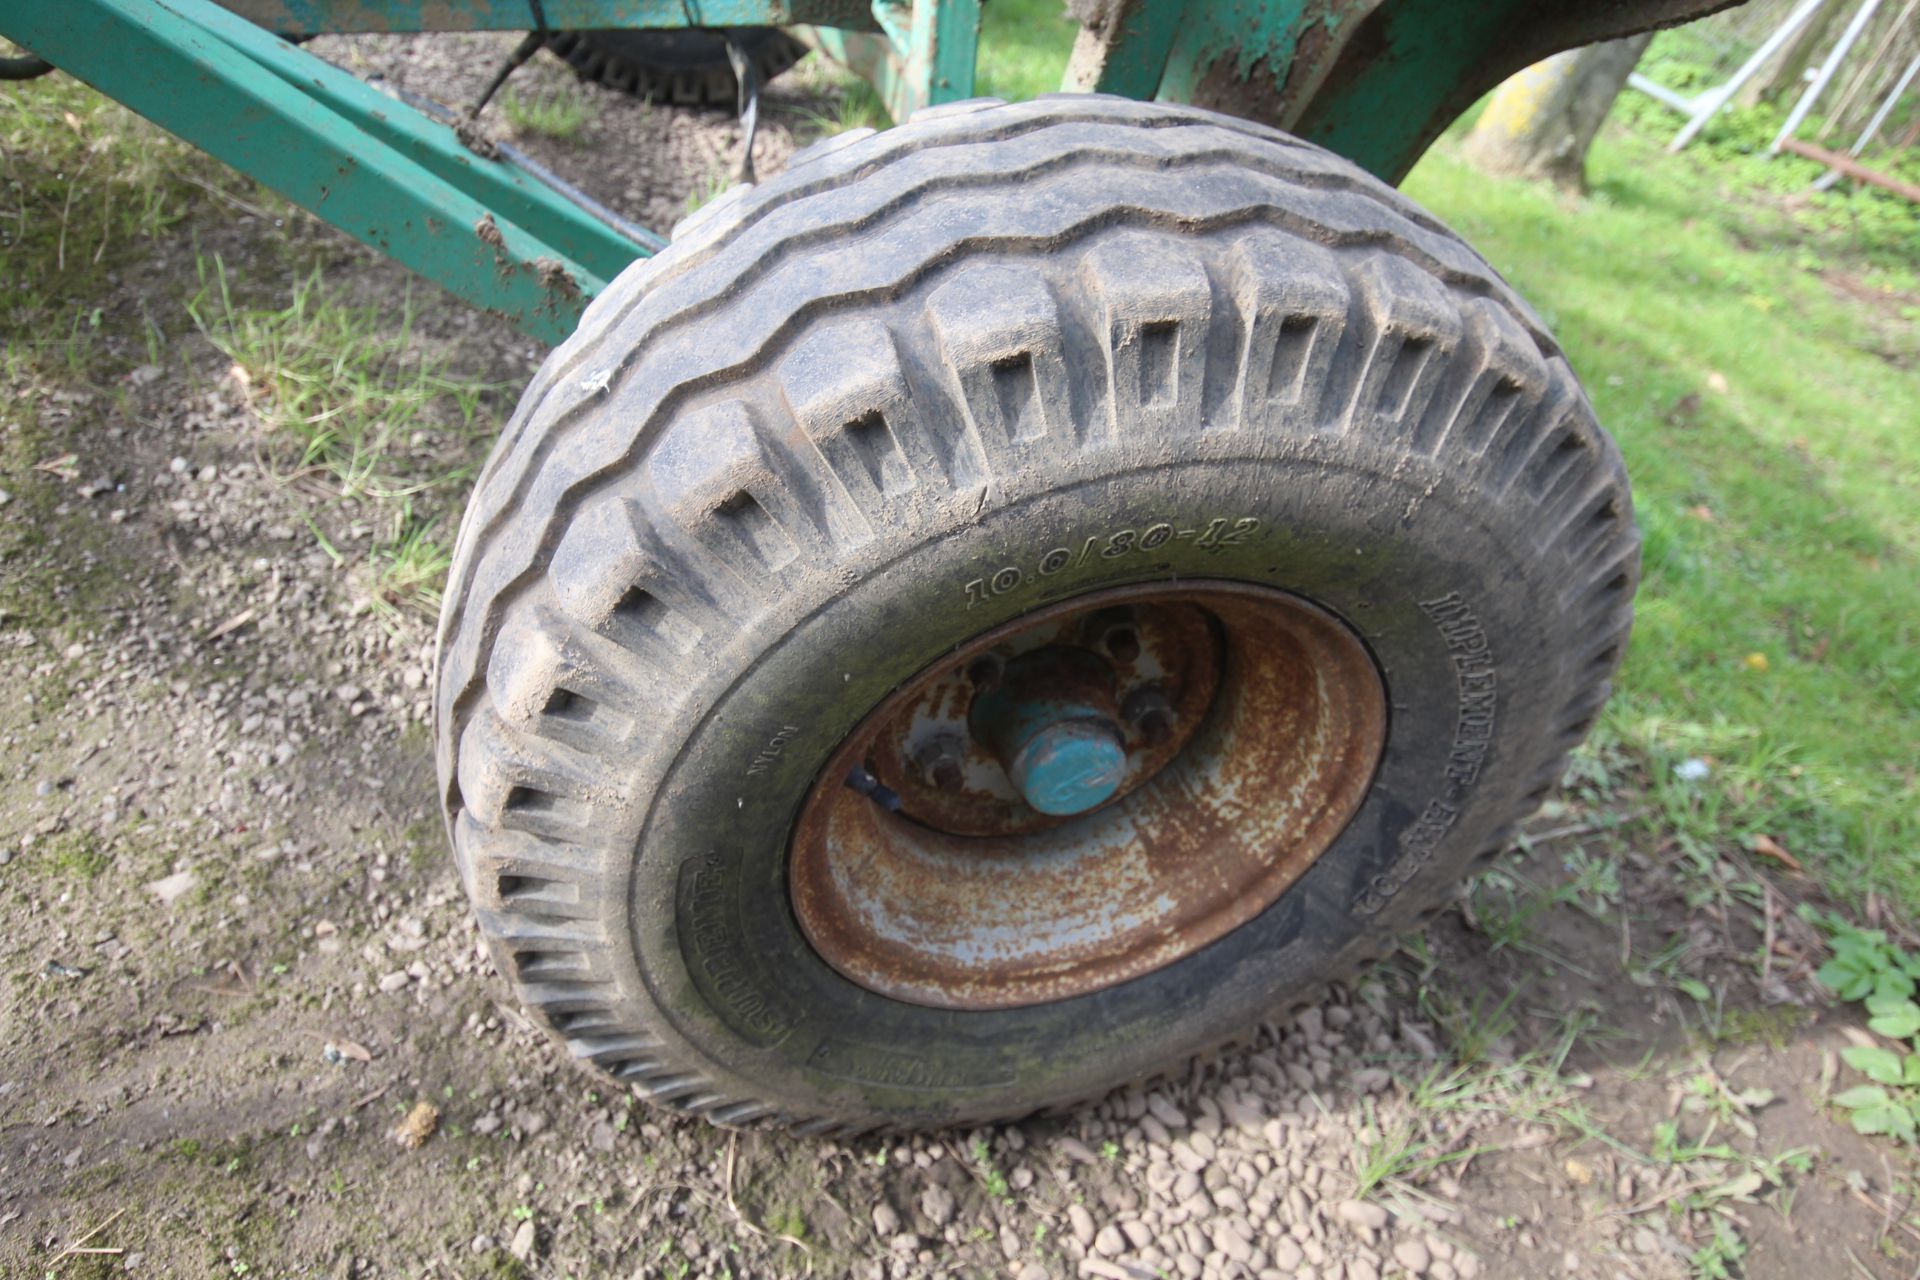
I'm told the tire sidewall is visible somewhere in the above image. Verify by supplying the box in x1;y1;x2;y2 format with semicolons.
627;444;1567;1126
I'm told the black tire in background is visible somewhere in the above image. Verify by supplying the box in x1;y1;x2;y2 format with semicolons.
433;96;1638;1133
546;27;807;106
0;53;53;80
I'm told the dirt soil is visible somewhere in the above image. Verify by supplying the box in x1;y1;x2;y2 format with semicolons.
3;33;1916;1280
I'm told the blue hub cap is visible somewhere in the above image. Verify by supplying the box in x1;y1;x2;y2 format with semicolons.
967;646;1131;817
1006;719;1128;816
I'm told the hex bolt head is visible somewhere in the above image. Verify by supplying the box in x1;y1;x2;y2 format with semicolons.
1080;606;1139;663
1137;708;1173;745
913;734;968;793
1122;685;1175;746
966;654;1003;692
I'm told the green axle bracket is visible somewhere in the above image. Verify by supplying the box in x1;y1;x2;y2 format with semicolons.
0;0;659;342
1064;0;1741;184
799;0;980;124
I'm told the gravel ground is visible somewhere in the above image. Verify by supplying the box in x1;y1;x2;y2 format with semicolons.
2;33;1913;1280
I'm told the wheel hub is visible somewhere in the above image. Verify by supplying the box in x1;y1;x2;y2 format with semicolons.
969;646;1127;817
789;582;1387;1010
859;599;1220;839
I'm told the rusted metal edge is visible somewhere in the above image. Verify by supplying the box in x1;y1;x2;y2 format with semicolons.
1781;137;1920;205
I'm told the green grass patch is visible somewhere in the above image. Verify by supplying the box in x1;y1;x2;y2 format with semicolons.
0;71;240;342
501;82;592;142
783;61;892;137
975;0;1077;102
1622;34;1920;287
681;163;734;217
187;258;503;617
1404;116;1918;912
38;831;110;881
829;76;892;131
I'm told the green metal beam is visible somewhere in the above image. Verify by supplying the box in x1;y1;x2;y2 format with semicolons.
0;0;653;341
1061;0;1181;101
1274;0;1499;180
918;0;981;102
1064;0;1740;184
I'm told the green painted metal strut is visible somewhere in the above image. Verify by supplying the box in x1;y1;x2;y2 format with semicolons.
1065;0;1742;183
0;0;651;341
801;0;979;123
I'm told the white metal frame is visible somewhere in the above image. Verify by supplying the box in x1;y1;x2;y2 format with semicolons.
1625;0;1829;151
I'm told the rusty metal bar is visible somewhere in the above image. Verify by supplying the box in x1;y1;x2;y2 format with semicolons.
1781;137;1920;203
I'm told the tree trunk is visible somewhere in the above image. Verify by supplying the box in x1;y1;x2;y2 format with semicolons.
1462;34;1655;193
1735;0;1845;107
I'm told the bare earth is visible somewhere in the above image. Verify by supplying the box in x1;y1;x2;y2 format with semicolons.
2;34;1912;1280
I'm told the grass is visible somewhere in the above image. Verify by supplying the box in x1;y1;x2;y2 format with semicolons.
0;74;228;649
1402;107;1920;916
681;164;734;217
501;83;592;142
2;67;499;622
1349;1096;1495;1198
40;832;110;881
186;257;501;616
802;73;892;134
974;0;1078;102
0;71;235;338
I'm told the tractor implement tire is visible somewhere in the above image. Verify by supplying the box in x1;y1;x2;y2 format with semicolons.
546;27;807;106
434;96;1638;1133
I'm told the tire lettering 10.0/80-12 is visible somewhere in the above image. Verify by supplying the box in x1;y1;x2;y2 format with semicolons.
964;518;1261;608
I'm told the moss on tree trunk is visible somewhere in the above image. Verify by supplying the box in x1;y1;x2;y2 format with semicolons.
1462;34;1654;193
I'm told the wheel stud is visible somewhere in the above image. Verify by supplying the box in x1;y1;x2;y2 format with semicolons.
914;735;968;793
1123;685;1175;745
1081;607;1140;664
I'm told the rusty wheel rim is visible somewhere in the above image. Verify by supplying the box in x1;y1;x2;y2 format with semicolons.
788;582;1387;1010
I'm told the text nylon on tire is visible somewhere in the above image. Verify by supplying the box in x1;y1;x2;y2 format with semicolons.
434;96;1637;1133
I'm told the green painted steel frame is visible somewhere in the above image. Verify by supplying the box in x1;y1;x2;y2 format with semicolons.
206;0;979;120
0;0;649;340
800;0;981;123
0;0;1733;340
1067;0;1741;183
0;0;977;339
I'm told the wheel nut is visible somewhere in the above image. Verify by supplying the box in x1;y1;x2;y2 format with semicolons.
1122;685;1175;745
1105;628;1140;663
914;735;967;793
